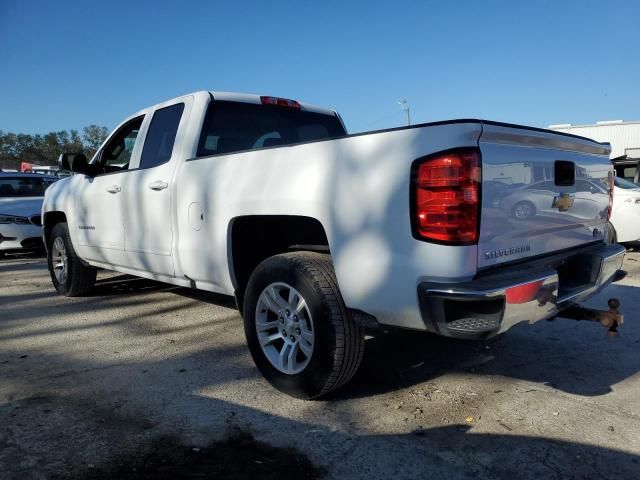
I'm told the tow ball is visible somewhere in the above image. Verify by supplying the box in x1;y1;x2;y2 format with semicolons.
556;298;624;336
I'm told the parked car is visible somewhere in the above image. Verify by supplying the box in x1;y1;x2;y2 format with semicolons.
42;91;624;398
0;173;57;257
500;178;608;220
613;157;639;183
610;176;640;243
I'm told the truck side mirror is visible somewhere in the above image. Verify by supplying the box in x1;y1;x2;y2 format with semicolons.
58;153;94;176
58;153;72;171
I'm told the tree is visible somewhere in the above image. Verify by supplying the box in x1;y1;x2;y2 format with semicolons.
82;125;109;158
0;125;110;170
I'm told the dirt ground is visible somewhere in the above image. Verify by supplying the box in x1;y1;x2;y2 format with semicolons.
1;249;640;479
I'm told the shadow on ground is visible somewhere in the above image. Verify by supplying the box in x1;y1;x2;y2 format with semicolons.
53;429;325;480
4;261;639;398
44;418;640;480
335;282;640;399
2;262;640;479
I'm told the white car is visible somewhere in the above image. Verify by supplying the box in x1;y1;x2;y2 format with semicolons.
610;176;640;243
499;178;608;220
0;173;57;257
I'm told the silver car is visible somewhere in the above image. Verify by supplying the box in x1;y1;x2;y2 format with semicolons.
0;173;57;257
500;179;607;220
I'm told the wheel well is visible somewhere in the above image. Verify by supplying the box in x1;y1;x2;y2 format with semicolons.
43;212;67;246
230;215;329;308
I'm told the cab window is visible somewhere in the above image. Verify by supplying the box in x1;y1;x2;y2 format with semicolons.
98;116;144;173
139;103;185;169
196;100;345;157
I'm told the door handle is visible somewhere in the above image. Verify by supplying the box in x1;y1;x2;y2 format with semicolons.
106;185;121;194
149;180;168;191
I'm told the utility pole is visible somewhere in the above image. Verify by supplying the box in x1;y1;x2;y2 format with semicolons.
398;99;411;126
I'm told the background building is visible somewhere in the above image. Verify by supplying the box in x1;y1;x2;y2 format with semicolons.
549;120;640;182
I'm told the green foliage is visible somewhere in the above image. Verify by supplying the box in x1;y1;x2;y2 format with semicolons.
82;125;109;158
0;126;109;170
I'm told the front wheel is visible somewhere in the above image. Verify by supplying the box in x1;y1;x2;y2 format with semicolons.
47;222;96;296
243;252;365;399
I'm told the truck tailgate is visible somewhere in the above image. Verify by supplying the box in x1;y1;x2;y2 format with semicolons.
478;123;611;269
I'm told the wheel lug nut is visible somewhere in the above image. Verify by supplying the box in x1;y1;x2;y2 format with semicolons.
282;329;287;336
293;315;298;322
295;328;301;334
290;336;295;342
279;317;284;324
285;309;291;316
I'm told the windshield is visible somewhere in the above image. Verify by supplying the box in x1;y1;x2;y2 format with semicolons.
614;176;640;190
0;176;56;197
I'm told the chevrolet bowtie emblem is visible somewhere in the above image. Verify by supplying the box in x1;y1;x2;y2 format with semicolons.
552;192;575;211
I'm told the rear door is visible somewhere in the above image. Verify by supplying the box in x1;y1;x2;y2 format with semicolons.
121;97;191;276
478;124;611;269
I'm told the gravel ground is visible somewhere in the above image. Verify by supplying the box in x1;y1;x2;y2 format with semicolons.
1;250;640;479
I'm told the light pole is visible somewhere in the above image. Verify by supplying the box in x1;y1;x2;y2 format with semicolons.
398;99;410;126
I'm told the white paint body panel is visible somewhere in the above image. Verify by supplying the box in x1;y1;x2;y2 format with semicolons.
174;122;481;329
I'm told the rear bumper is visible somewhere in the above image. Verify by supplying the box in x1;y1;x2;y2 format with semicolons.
418;242;625;339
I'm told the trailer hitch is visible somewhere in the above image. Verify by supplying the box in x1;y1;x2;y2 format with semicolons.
556;298;623;336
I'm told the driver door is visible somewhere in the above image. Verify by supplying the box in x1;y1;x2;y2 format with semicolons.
74;116;144;265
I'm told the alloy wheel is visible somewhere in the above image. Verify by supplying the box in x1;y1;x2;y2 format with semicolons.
255;282;314;375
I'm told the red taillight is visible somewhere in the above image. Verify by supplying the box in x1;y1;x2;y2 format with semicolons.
412;149;480;244
260;96;301;109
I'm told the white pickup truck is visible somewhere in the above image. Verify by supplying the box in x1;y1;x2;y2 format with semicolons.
43;91;625;398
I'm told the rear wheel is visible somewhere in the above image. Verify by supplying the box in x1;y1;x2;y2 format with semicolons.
47;222;96;296
243;251;365;399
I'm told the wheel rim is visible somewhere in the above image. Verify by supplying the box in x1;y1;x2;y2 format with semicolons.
51;236;68;285
255;282;314;375
515;203;532;219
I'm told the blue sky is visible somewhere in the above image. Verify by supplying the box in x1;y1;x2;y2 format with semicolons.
1;0;639;134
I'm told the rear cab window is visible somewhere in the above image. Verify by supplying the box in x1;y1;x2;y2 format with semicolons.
140;103;185;169
196;100;346;157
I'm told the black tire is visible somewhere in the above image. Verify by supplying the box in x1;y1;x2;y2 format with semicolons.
243;251;365;399
512;200;536;219
47;222;96;296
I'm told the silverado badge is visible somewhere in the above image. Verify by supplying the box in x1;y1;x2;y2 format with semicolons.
552;192;575;212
